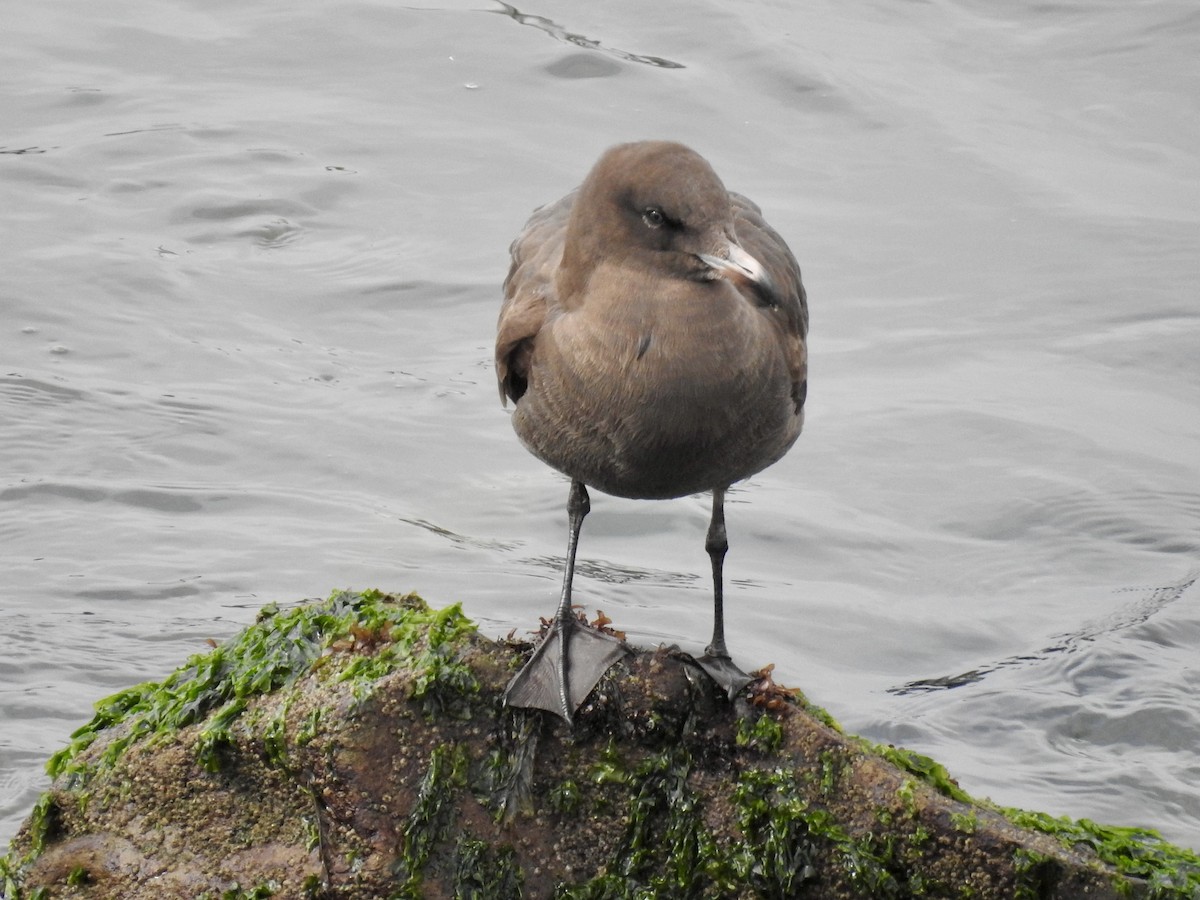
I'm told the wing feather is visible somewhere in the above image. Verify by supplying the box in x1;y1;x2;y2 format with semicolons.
730;192;808;413
495;193;575;405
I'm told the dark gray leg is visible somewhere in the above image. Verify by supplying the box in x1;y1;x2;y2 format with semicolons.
504;480;628;723
698;487;753;697
705;486;730;659
551;480;591;715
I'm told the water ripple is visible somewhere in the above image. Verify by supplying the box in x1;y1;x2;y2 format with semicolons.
488;2;685;69
889;574;1198;695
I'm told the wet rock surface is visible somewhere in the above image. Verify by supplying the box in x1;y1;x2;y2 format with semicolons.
4;591;1197;899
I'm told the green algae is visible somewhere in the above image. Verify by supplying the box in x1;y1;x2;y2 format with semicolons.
950;810;980;835
1002;809;1200;897
43;590;476;788
1012;848;1057;900
588;739;630;786
733;766;903;898
201;882;279;900
871;743;974;805
453;837;523;900
295;706;323;746
558;748;725;899
1;793;59;899
557;744;904;900
871;741;1200;898
735;712;784;754
25;794;57;861
556;724;1196;899
3;591;481;897
385;741;527;899
730;766;825;896
261;701;290;768
803;702;844;734
394;744;470;897
474;713;539;824
0;849;42;900
548;779;582;816
814;749;847;798
195;697;249;773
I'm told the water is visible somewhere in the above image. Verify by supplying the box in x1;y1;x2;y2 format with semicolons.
3;0;1198;853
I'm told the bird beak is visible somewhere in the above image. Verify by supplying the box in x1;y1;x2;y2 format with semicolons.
696;241;776;300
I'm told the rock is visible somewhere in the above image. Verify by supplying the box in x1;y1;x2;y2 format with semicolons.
3;590;1199;899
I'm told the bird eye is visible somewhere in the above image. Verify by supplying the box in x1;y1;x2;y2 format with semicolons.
642;207;665;229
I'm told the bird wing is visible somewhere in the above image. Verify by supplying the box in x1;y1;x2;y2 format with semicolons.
495;192;575;405
730;192;808;413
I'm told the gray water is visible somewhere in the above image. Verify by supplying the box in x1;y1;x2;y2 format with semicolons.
3;0;1199;854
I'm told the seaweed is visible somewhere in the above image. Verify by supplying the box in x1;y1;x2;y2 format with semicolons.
43;590;477;786
1003;810;1200;897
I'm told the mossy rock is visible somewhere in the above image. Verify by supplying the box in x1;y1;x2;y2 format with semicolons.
3;590;1199;899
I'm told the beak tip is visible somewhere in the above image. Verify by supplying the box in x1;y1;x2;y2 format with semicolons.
698;243;771;292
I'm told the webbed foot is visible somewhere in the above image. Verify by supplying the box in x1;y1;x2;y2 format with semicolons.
695;652;754;700
505;616;630;723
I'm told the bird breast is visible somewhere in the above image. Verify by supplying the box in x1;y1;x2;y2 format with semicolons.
512;279;801;500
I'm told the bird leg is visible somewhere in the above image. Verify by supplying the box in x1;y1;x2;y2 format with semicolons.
697;487;754;698
504;480;629;723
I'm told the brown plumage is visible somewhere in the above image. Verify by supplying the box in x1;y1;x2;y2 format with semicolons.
496;141;808;722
